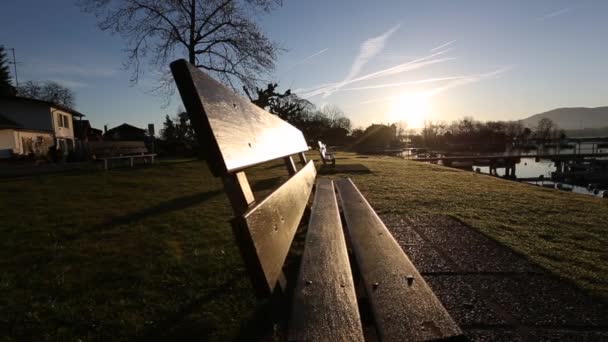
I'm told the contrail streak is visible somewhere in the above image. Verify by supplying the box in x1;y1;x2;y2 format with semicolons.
358;67;511;105
341;75;472;91
288;48;329;70
430;39;456;52
300;49;453;98
324;24;401;97
538;7;570;20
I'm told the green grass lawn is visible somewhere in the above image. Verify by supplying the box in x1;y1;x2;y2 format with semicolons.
1;154;606;341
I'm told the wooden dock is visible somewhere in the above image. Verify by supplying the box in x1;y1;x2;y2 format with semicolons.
413;152;608;163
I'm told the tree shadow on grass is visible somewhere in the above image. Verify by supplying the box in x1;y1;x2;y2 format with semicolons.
65;189;225;240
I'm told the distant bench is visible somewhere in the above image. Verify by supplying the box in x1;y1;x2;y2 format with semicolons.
317;140;336;166
87;141;156;170
171;59;463;341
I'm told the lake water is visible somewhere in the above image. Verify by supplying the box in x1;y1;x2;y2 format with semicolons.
472;157;607;197
402;142;608;198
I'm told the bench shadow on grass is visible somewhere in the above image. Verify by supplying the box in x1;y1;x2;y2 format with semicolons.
137;272;249;341
65;189;225;240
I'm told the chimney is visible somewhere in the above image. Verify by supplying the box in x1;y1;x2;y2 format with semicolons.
104;125;108;134
148;124;155;137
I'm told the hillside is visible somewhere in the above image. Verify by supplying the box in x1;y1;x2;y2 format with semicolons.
521;107;608;130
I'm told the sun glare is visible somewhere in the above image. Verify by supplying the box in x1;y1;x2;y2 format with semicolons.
388;92;431;128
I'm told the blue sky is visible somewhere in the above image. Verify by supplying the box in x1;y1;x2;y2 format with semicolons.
1;0;607;130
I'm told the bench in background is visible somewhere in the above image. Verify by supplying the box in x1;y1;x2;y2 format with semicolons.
171;59;463;341
87;141;156;170
318;140;336;166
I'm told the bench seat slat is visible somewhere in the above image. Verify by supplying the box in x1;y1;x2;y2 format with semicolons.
234;161;317;297
289;178;364;342
335;178;463;342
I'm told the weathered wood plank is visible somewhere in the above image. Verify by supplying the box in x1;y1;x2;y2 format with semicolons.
289;178;364;342
233;161;317;297
335;178;463;342
170;59;309;176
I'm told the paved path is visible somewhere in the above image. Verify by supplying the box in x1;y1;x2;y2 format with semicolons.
381;214;608;342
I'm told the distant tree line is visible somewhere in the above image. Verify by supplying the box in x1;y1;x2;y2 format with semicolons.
244;83;352;146
158;111;198;156
410;117;565;152
17;81;75;108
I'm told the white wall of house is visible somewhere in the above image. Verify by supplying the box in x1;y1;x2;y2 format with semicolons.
51;107;75;139
0;129;55;156
0;99;53;132
15;131;54;155
0;130;17;156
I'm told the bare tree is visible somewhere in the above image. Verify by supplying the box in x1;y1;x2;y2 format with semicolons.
320;105;351;132
18;81;75;108
535;118;557;142
244;83;313;124
79;0;282;94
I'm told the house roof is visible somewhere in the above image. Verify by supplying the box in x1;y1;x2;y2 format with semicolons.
74;119;92;130
74;120;103;133
106;123;146;133
0;112;22;129
0;96;86;117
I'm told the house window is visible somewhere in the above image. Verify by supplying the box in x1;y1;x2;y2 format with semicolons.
56;114;70;128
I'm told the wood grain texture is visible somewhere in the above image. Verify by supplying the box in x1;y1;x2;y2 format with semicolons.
234;161;317;297
170;59;308;176
288;179;364;342
335;178;464;342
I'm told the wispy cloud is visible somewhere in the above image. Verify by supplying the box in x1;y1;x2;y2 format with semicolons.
430;39;456;52
39;63;117;78
300;49;453;98
49;79;89;88
323;24;401;97
341;75;473;92
358;67;511;105
427;67;510;96
538;7;570;21
295;35;508;108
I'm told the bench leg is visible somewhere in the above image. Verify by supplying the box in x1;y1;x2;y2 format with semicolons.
104;160;108;170
130;157;134;167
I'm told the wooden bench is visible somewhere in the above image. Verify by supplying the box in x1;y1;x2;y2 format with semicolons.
171;59;463;342
87;141;156;170
99;153;156;170
318;140;336;166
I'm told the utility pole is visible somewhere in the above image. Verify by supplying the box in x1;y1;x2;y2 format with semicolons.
8;48;18;87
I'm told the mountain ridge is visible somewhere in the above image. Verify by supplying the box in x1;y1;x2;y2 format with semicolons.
520;106;608;130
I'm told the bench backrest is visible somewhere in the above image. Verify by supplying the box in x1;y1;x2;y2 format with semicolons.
171;59;315;297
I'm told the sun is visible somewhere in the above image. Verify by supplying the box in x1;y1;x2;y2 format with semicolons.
388;92;431;128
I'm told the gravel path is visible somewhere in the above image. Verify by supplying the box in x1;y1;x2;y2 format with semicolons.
381;214;608;342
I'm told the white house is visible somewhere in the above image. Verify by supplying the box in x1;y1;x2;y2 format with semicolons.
0;96;85;158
